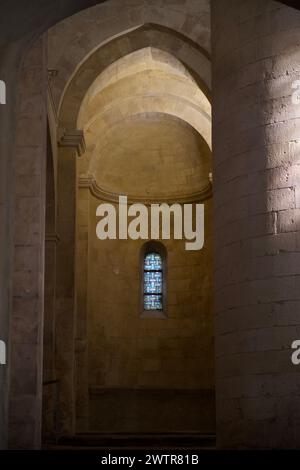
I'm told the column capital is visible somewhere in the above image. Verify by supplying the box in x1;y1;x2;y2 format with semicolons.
58;128;86;156
45;233;60;244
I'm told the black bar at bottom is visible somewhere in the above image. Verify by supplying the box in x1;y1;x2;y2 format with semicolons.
0;450;298;468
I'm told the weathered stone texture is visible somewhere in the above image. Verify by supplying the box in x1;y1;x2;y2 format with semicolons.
9;36;47;450
212;0;300;449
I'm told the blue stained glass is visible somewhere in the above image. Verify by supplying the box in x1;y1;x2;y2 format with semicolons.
144;295;163;311
143;252;163;311
144;271;162;294
144;253;162;271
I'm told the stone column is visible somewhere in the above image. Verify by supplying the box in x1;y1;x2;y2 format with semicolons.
75;183;90;432
0;40;24;451
212;0;300;448
55;130;85;435
9;36;47;449
42;136;58;438
42;233;58;438
0;0;101;450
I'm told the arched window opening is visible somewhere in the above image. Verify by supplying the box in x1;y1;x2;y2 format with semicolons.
144;252;163;311
141;241;167;318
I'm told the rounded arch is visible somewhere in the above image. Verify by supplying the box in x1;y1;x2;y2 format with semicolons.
78;46;211;127
82;112;212;202
84;96;211;156
0;0;215;452
58;23;211;127
141;240;168;258
76;46;212;179
53;2;213;442
140;240;168;319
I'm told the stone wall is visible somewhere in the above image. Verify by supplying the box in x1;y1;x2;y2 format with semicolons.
0;0;124;452
0;0;218;452
9;36;47;449
82;193;214;433
212;0;300;449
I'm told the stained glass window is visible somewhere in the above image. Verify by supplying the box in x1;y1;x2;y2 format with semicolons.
143;252;163;311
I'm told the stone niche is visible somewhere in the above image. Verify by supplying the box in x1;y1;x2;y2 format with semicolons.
77;113;214;433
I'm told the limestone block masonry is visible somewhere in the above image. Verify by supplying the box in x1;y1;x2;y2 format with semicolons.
0;0;115;453
0;0;300;452
9;37;47;450
212;0;300;449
